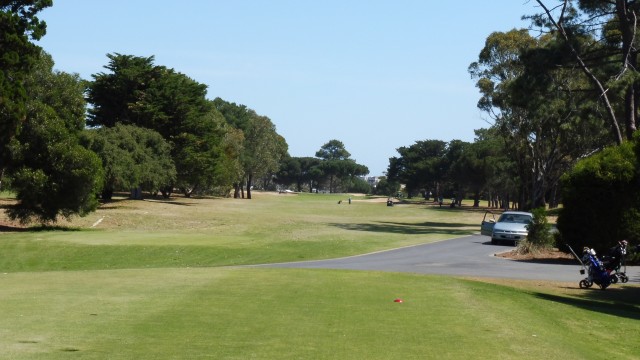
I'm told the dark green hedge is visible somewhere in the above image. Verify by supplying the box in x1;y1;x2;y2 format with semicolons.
558;137;640;257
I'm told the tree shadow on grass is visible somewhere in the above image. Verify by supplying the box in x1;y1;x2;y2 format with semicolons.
29;225;83;232
330;221;474;236
0;202;13;211
534;287;640;321
0;224;82;232
98;197;193;210
0;224;28;232
397;201;498;213
501;257;577;265
96;198;136;210
143;198;193;206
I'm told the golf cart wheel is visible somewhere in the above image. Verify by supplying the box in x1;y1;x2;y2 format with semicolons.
621;274;629;283
599;283;608;290
610;275;618;284
579;280;589;289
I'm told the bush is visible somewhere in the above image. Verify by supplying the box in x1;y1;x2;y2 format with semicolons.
527;207;553;246
517;207;553;255
373;178;400;196
346;177;372;194
558;137;640;254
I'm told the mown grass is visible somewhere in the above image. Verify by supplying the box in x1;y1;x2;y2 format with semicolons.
0;193;482;272
1;192;639;359
1;268;639;359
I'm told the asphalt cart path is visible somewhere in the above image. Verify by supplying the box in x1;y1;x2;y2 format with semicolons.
257;235;640;283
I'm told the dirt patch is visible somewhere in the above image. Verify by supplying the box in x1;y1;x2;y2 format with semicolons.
0;199;26;231
496;247;576;264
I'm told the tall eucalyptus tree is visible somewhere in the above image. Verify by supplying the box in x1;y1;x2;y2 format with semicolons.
470;28;608;209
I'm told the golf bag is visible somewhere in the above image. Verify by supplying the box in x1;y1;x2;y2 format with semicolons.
602;245;629;284
579;248;612;290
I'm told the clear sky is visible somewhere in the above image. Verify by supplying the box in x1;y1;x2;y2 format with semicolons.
37;1;536;176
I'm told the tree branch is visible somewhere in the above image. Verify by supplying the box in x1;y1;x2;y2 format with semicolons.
535;0;623;145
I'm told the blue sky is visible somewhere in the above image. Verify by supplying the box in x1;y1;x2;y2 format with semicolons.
37;1;535;176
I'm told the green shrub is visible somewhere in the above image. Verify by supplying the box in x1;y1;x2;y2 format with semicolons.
347;177;372;194
373;178;400;196
517;207;553;255
558;138;640;253
527;207;553;246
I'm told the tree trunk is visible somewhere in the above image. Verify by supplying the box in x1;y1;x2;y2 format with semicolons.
101;187;114;201
548;185;559;209
160;186;172;199
624;86;636;139
531;165;547;209
616;0;638;139
519;181;527;211
233;183;241;198
633;81;640;137
131;187;143;200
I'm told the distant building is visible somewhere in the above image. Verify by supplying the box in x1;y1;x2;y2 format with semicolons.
361;176;383;188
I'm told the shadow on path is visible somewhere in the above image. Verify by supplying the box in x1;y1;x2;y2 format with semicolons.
330;221;474;236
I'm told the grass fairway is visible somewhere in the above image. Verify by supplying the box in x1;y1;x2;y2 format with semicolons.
0;193;482;272
2;268;639;359
1;192;639;359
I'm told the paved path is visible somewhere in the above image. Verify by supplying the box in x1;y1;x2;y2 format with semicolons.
257;235;640;284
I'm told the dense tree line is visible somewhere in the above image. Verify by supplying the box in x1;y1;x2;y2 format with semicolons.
0;1;372;223
385;0;640;253
387;23;608;209
385;132;512;207
275;140;370;194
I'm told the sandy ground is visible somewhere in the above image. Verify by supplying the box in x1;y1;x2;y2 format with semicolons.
496;247;575;262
